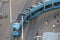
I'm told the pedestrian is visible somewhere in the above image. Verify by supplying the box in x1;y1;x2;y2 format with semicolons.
57;19;59;23
36;30;39;36
56;13;59;17
0;22;2;26
54;14;56;19
56;19;60;26
52;24;55;32
45;20;49;25
4;13;8;18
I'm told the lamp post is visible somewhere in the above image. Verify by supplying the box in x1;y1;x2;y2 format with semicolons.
10;0;12;23
21;14;25;40
52;0;54;8
42;1;45;10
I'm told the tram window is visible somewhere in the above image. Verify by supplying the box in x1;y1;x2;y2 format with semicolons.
20;26;22;30
45;4;52;9
23;22;26;25
31;11;37;17
13;28;17;31
39;7;44;11
36;7;44;12
31;12;35;16
18;20;20;23
27;15;30;20
31;7;44;16
17;18;21;20
17;14;21;18
29;6;34;9
58;2;60;5
54;2;60;6
13;28;20;32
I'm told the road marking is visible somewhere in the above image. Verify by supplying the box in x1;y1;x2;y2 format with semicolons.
10;0;12;23
33;36;42;40
37;36;42;38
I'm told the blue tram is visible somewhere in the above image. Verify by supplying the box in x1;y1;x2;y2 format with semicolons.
12;0;60;37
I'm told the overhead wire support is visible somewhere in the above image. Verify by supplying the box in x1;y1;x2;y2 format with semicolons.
52;0;54;8
9;0;12;23
18;0;33;40
21;14;24;40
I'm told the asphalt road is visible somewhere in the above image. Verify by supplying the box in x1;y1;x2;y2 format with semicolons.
0;0;38;40
0;0;60;40
23;9;60;40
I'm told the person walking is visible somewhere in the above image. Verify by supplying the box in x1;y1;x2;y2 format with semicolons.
36;30;39;36
54;14;56;19
45;20;49;25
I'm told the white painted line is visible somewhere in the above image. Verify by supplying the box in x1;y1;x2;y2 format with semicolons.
33;36;42;40
10;0;12;23
37;36;42;40
37;36;42;38
22;15;24;39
